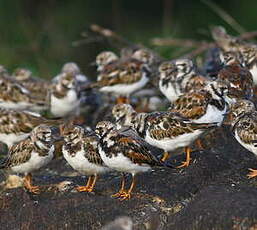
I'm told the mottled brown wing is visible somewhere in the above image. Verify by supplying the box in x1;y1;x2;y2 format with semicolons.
236;113;257;145
97;59;144;86
148;112;217;140
3;138;33;168
185;75;207;92
117;128;161;166
169;91;210;120
83;135;104;166
218;63;254;99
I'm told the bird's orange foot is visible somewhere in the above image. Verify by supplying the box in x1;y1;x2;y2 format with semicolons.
26;185;40;194
247;168;257;179
76;186;93;192
177;160;191;168
161;152;170;162
118;191;132;201
111;190;127;198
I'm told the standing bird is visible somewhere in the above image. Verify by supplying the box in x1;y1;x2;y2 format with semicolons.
61;124;110;192
229;99;257;178
112;104;218;167
94;49;153;104
0;125;59;194
95;121;163;200
159;59;207;102
0;108;62;148
50;72;80;117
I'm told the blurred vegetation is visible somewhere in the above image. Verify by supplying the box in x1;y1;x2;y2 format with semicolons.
0;0;257;79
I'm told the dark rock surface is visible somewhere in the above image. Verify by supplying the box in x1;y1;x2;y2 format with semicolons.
1;128;257;230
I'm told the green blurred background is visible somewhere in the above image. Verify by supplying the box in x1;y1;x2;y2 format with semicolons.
0;0;256;79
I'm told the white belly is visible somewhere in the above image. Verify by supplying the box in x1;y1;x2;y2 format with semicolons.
159;82;181;102
50;90;79;117
63;148;109;175
11;146;54;174
193;104;226;125
145;129;204;151
0;133;29;148
100;74;149;96
98;146;150;175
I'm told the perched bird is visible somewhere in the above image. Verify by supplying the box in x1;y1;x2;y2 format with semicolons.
61;124;110;192
158;59;207;102
216;51;254;101
50;72;80;117
229;99;257;178
0;74;47;112
12;68;51;99
169;80;229;124
112;105;218;167
94;49;152;104
0;125;59;194
95;121;163;200
0;108;62;148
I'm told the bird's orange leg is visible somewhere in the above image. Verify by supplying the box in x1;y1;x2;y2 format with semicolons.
119;175;136;201
177;147;192;168
112;173;127;198
24;173;40;194
247;168;257;179
116;96;130;104
76;175;96;192
161;151;170;162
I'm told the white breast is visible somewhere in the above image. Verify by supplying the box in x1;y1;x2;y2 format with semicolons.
100;74;149;96
63;147;109;175
11;146;54;174
145;129;204;152
98;145;150;175
159;81;182;102
50;89;80;117
250;65;257;85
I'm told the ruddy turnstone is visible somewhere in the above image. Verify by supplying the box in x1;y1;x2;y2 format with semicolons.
216;51;254;101
229;99;257;178
112;104;218;167
95;121;163;200
61;124;110;192
50;72;80;117
95;51;119;72
169;80;229;125
158;59;207;102
12;68;51;99
0;124;59;194
0;75;47;111
94;49;152;104
0;108;62;148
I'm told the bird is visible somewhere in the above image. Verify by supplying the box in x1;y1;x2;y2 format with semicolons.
158;59;207;102
0;74;47;112
0;124;59;194
169;80;229;125
12;68;51;99
216;51;254;101
112;104;218;167
228;99;257;178
94;49;153;104
61;123;110;192
95;51;119;72
50;71;80;117
0;108;62;148
95;121;164;200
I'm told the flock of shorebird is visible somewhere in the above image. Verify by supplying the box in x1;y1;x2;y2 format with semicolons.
0;26;257;200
